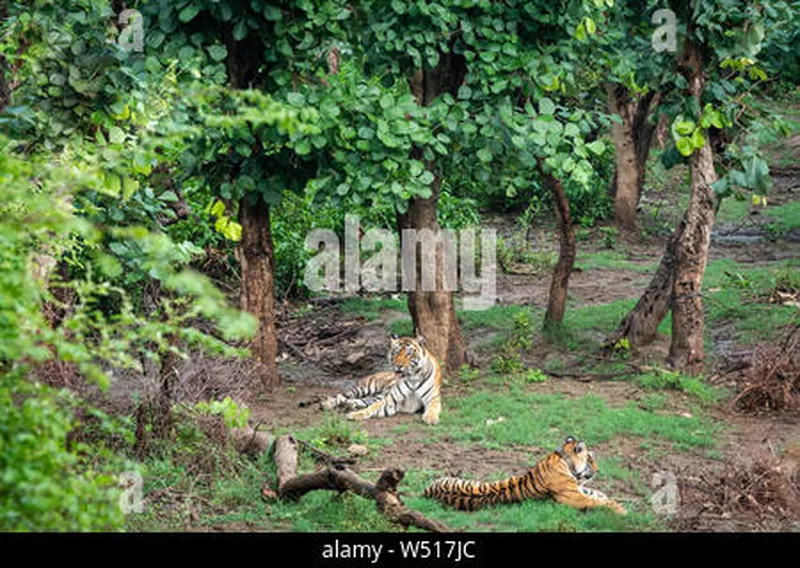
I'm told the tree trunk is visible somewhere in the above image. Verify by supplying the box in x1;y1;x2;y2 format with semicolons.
667;31;718;373
154;339;179;438
607;85;660;232
540;163;576;330
604;218;685;349
400;51;468;374
0;4;11;114
238;196;279;390
397;180;467;374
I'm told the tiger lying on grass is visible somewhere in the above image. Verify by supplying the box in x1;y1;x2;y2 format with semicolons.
321;334;442;425
424;436;627;514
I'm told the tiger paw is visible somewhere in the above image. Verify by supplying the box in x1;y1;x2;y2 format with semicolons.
320;398;337;411
422;412;440;426
609;502;627;515
345;411;365;421
342;399;362;411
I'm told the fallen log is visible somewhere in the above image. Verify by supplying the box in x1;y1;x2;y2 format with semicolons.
269;435;449;533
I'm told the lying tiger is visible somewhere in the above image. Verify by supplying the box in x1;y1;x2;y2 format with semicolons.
321;334;442;425
424;436;626;514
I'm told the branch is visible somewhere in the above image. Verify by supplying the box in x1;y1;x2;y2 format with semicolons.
270;435;450;533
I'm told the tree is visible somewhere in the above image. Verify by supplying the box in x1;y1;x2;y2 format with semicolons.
605;0;794;371
327;0;614;353
134;1;341;390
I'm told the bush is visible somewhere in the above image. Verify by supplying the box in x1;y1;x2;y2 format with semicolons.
0;373;127;531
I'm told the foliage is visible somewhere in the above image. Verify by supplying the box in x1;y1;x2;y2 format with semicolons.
0;373;126;531
491;311;534;375
192;397;251;430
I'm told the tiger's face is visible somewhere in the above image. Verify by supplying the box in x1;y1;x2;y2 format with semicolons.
559;436;597;482
389;334;428;377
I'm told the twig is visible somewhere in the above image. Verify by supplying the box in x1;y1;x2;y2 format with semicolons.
295;437;356;468
541;369;637;382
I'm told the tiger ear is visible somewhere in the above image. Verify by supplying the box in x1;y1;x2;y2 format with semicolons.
389;333;399;340
564;436;576;445
415;334;426;348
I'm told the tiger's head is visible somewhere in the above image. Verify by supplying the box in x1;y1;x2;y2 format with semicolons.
389;334;429;377
556;436;597;482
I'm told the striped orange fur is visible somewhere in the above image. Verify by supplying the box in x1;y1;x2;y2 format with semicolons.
322;334;443;425
424;437;626;514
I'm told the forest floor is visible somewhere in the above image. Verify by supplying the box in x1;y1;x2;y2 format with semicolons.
127;104;800;533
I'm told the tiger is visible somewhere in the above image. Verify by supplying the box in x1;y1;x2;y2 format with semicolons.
424;436;626;514
321;334;443;425
320;371;399;412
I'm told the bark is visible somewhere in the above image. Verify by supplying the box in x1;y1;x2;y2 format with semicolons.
604;219;685;349
0;4;11;114
397;180;467;374
271;435;449;532
0;54;10;114
399;51;468;374
606;85;660;231
238;196;279;390
667;30;718;373
539;162;576;330
223;27;278;391
230;426;274;457
154;339;179;438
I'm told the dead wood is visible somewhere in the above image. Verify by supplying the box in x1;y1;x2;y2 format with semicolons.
270;435;450;532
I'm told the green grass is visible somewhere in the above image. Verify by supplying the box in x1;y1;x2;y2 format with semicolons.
763;201;800;237
704;258;800;343
575;249;658;274
716;196;800;231
715;196;751;224
635;370;724;406
339;296;406;321
547;298;671;351
423;386;717;452
389;303;539;342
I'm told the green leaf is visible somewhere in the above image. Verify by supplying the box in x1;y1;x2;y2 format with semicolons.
674;119;696;137
207;45;228;62
477;148;493;163
122;176;139;200
564;123;580;138
574;22;587;42
419;171;435;184
690;128;706;149
295;138;311;155
178;5;200;23
379;94;395;109
287;92;306;106
710;178;729;197
676;137;694;157
457;85;472;100
105;173;122;195
538;98;555;116
263;5;283;21
586;140;605;155
108;126;125;145
233;20;248;41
